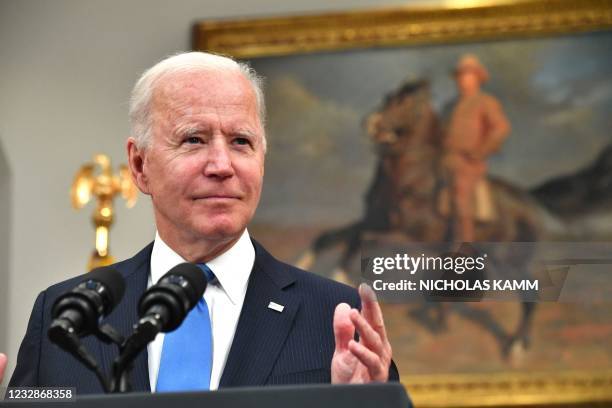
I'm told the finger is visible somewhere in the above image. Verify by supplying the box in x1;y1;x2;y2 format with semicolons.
333;303;355;352
332;347;359;382
0;352;7;382
359;283;388;343
348;340;386;381
349;308;383;353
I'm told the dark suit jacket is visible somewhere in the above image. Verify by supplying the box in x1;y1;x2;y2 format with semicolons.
9;240;400;393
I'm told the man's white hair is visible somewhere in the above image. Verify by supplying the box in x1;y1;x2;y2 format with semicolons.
129;51;266;151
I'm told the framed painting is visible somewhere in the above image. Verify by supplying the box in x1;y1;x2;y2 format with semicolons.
193;1;612;406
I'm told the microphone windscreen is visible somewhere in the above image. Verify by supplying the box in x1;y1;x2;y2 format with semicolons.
87;266;125;307
162;263;207;305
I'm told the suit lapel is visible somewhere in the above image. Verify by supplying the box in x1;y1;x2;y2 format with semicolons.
219;241;300;387
97;244;152;392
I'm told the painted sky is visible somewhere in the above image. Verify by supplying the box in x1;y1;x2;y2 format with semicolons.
251;32;612;225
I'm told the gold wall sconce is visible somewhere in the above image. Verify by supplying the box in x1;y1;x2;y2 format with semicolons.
70;154;137;271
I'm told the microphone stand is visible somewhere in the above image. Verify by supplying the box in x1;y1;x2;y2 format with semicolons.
110;315;163;393
48;321;125;393
50;317;162;393
93;324;125;392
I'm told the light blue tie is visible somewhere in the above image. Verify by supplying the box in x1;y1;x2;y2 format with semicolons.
156;264;215;392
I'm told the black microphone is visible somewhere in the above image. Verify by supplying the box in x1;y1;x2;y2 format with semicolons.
138;262;207;333
48;266;125;348
47;266;125;392
110;263;206;392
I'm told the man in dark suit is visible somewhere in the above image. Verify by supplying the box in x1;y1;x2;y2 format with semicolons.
6;52;398;392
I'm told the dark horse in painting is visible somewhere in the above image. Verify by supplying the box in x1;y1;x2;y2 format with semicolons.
296;80;542;358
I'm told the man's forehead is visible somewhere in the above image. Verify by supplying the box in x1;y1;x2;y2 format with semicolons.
153;70;256;110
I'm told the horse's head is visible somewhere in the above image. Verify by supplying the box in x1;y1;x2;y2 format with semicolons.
365;80;438;147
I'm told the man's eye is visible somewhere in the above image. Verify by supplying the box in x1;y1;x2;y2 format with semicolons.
234;137;250;146
185;137;202;144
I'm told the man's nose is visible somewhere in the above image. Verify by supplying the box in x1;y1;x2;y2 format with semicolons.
204;140;234;178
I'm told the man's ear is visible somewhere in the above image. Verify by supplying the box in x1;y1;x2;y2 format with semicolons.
126;137;151;195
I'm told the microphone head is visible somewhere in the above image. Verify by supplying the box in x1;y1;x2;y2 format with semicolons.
160;263;208;306
50;266;124;340
86;266;125;310
138;263;208;332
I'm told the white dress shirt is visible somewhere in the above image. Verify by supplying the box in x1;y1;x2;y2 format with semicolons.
147;229;255;391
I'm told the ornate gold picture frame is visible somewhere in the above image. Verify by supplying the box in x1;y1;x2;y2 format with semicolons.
193;0;612;59
193;1;612;406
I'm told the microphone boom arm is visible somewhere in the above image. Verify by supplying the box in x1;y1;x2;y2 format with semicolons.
111;315;163;393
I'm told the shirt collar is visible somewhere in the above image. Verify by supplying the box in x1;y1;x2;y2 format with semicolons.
150;229;254;305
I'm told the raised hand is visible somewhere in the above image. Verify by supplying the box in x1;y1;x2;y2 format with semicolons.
331;284;392;383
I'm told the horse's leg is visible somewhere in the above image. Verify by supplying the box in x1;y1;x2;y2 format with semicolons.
453;303;514;359
511;221;538;349
499;241;537;355
504;236;538;351
294;222;362;270
408;303;448;333
513;301;536;349
331;228;362;285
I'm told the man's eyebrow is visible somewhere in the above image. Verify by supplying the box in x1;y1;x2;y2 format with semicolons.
231;128;257;137
174;124;209;136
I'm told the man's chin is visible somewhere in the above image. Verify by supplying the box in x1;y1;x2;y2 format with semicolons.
193;222;246;242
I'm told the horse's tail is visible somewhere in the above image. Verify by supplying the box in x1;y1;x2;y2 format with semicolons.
530;144;612;218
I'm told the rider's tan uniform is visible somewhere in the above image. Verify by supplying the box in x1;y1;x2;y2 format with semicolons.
442;91;510;241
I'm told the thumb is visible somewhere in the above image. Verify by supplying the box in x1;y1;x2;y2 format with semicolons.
333;303;355;352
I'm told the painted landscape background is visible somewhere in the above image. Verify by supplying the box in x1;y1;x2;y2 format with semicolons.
247;31;612;376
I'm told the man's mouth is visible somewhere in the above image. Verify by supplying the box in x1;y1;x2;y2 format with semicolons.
193;195;241;200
